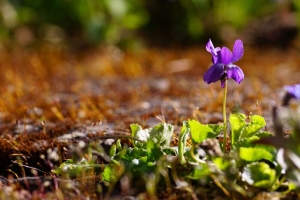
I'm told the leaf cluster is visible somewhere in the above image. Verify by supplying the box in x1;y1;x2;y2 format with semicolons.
53;113;295;198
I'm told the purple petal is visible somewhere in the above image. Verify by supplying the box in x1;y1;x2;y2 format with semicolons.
206;39;215;53
284;84;300;99
203;64;224;84
211;55;219;64
231;39;244;63
219;47;232;65
206;39;220;64
226;64;244;84
206;39;216;55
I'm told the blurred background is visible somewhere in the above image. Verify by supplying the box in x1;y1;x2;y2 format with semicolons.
0;0;299;50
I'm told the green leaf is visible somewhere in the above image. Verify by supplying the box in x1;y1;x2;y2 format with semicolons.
232;132;276;162
239;146;275;162
233;132;273;150
213;157;230;170
109;144;117;157
234;136;260;149
256;131;273;138
102;165;115;182
116;139;122;152
119;147;149;160
148;123;174;148
230;113;246;144
130;123;149;147
208;123;223;136
112;147;163;176
130;123;140;138
131;123;174;148
250;115;266;126
230;114;268;145
242;162;276;188
240;115;266;138
188;119;216;144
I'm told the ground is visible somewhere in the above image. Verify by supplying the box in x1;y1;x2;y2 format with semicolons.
0;44;299;199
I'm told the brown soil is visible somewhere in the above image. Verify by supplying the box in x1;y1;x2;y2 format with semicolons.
0;44;299;199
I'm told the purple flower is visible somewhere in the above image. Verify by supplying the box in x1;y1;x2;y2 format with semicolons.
284;84;300;100
204;39;244;87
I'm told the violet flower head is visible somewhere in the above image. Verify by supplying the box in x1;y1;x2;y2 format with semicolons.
283;84;300;106
203;39;244;87
284;84;300;100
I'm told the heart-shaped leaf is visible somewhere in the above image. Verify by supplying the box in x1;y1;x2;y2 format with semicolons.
230;113;246;144
239;146;275;162
242;162;276;188
188;119;217;144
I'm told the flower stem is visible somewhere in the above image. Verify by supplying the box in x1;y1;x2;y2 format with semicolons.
223;79;228;151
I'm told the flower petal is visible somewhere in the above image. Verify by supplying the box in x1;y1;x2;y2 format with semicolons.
211;55;219;64
284;84;300;99
203;64;224;84
206;39;220;64
206;39;215;53
219;47;232;65
226;64;244;84
231;39;244;63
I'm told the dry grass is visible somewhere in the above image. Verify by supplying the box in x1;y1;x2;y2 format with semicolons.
0;44;299;198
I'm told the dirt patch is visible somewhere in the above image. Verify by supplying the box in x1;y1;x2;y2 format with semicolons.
0;45;299;198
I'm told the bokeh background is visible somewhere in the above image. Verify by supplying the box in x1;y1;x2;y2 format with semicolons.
0;0;299;49
1;0;300;187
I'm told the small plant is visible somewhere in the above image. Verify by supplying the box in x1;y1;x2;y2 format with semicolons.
204;39;244;149
52;41;300;199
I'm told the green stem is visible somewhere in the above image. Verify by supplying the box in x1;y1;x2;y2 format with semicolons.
271;176;286;191
190;145;206;163
223;79;228;151
179;122;189;164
